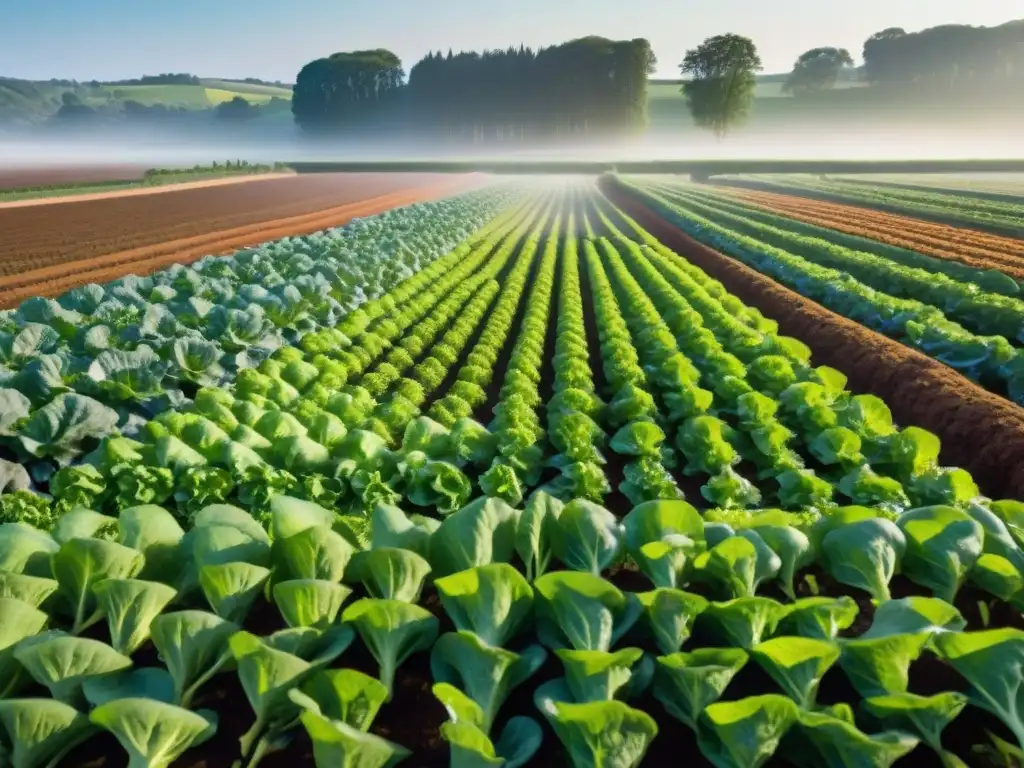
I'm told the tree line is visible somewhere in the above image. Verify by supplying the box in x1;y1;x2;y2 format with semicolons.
681;18;1022;139
104;73;201;86
292;37;657;141
290;17;1020;142
863;20;1023;88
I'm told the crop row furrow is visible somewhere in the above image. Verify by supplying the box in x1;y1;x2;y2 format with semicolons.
619;178;1024;406
580;227;682;508
650;180;1024;341
481;198;562;504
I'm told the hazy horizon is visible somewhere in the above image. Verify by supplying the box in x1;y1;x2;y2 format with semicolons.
3;124;1023;169
1;0;1020;81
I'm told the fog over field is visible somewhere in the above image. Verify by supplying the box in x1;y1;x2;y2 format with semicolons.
1;120;1023;171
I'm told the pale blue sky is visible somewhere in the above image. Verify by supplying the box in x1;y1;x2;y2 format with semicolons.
2;0;1019;81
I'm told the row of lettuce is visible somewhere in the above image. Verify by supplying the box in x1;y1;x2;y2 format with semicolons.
0;182;525;455
723;175;1024;237
580;192;988;516
673;182;1023;301
3;183;1024;764
617;177;1024;406
1;184;1010;548
4;491;1024;767
0;184;531;508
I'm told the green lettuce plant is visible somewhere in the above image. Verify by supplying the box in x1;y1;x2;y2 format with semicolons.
861;692;967;766
346;547;432;603
149;609;239;708
432;632;546;734
534;679;657;768
533;572;642;653
430;496;520;578
697;695;798;768
90;698;217;768
933;628;1024;751
289;668;388;732
92;577;178;655
636;588;709;654
821;517;906;601
750;636;840;708
786;707;919;768
514;491;562;581
51;537;145;633
342;598;439;700
654;648;748;729
0;698;95;768
699;597;786;650
434;563;534;647
551;499;625;575
13;634;132;707
896;505;983;602
199;562;271;623
272;579;353;629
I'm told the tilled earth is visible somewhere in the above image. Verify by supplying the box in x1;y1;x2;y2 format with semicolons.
0;173;479;306
719;185;1024;277
0;164;146;190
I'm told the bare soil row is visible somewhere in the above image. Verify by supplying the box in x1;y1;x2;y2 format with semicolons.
0;173;460;278
0;172;297;210
601;176;1024;501
0;164;147;190
715;178;1024;240
0;174;479;307
719;186;1024;274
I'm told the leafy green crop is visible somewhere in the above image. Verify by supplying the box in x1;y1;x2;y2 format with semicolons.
1;182;1021;768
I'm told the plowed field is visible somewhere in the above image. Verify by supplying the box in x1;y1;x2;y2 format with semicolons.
718;185;1024;275
0;164;146;190
0;173;478;306
602;176;1024;500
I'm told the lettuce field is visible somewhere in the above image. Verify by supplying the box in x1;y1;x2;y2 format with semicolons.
2;174;1024;767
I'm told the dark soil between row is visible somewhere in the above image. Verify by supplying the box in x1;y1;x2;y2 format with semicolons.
599;175;1024;501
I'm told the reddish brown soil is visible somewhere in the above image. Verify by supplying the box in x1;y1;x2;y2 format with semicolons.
0;173;295;210
601;176;1024;501
0;174;480;307
0;164;146;190
718;185;1024;276
717;177;1024;241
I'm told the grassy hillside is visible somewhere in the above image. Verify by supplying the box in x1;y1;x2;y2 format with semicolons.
0;77;292;124
0;79;93;122
102;83;291;108
648;77;865;102
645;78;1021;136
199;79;293;98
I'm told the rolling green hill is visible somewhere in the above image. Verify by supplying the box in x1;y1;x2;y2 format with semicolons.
0;76;292;123
101;83;289;108
647;77;865;102
199;79;293;98
103;81;291;108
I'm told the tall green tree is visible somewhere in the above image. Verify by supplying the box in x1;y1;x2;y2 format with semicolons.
783;47;855;95
679;34;762;138
292;49;405;131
